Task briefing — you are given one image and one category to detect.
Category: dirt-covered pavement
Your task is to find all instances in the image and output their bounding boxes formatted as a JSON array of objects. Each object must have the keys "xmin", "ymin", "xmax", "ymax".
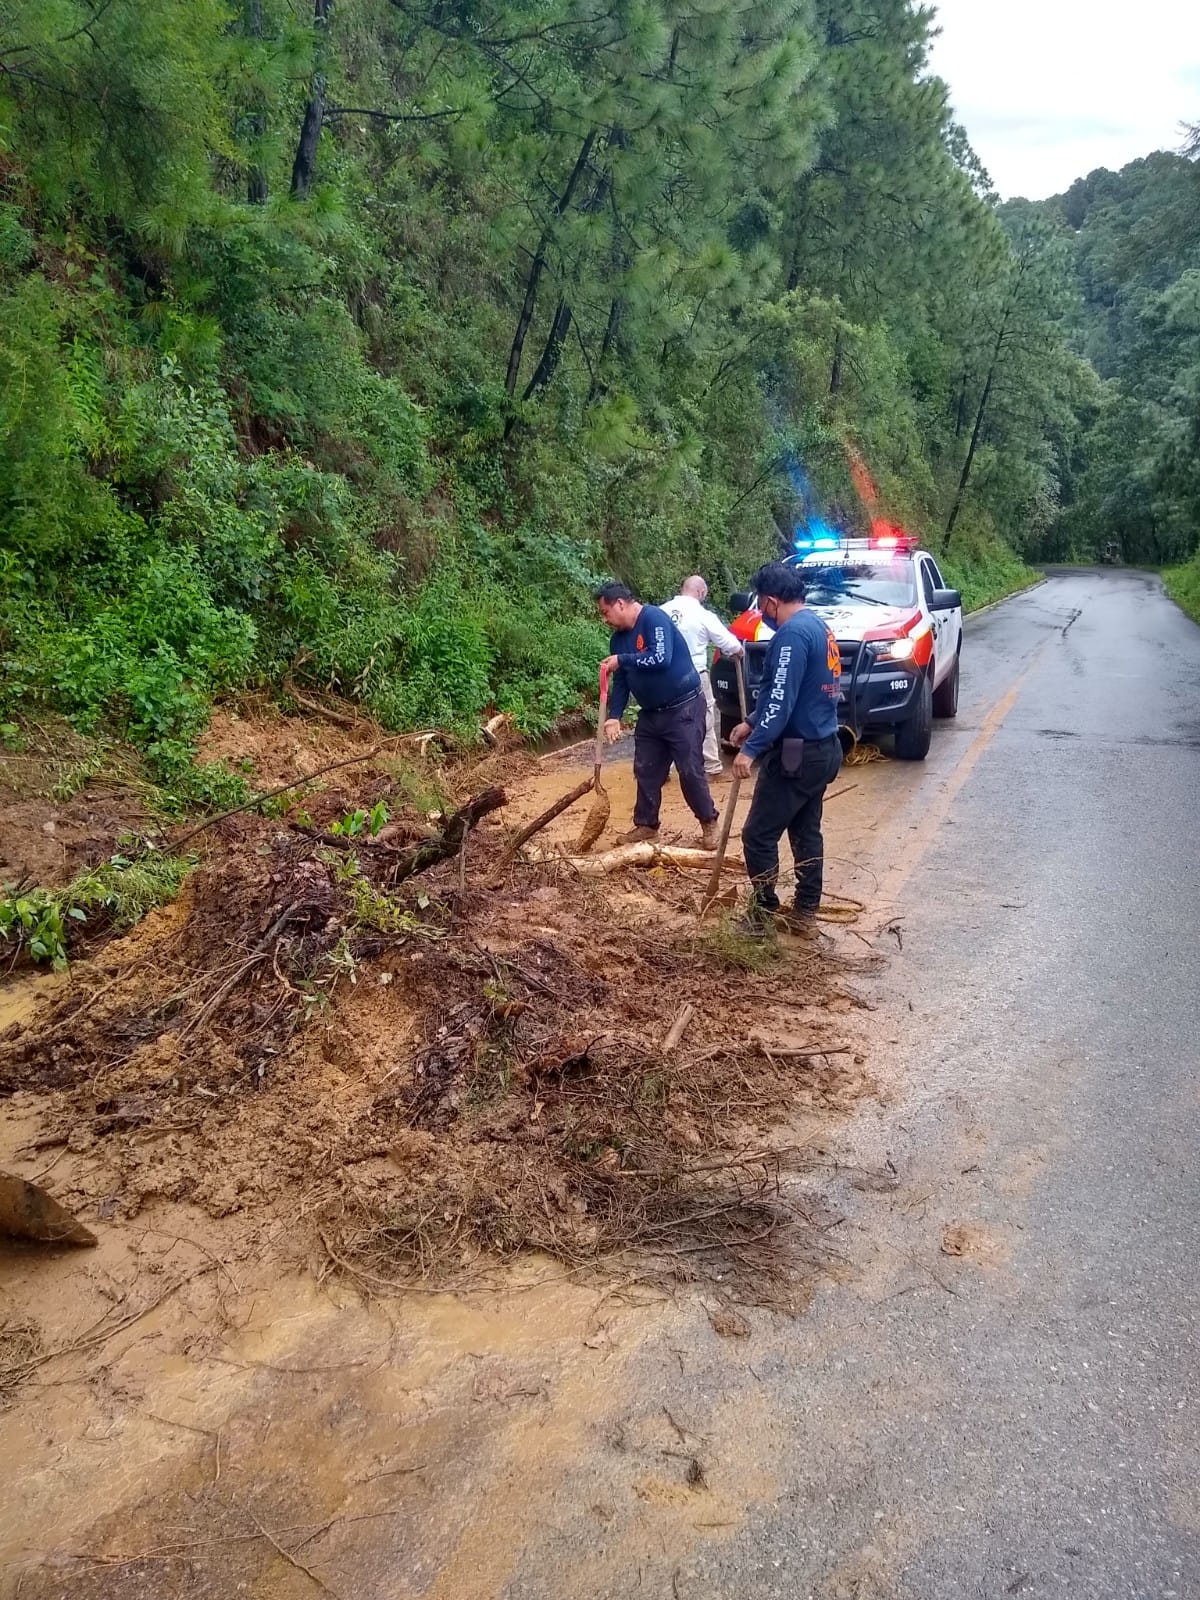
[
  {"xmin": 0, "ymin": 693, "xmax": 873, "ymax": 1599},
  {"xmin": 3, "ymin": 567, "xmax": 1199, "ymax": 1599}
]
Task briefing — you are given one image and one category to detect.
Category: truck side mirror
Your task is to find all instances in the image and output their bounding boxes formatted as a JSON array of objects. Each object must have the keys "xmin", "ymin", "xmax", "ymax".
[{"xmin": 729, "ymin": 592, "xmax": 751, "ymax": 613}]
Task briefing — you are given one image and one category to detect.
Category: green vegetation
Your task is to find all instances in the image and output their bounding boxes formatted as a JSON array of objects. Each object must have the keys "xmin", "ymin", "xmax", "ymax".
[
  {"xmin": 692, "ymin": 916, "xmax": 783, "ymax": 975},
  {"xmin": 940, "ymin": 524, "xmax": 1040, "ymax": 614},
  {"xmin": 1164, "ymin": 553, "xmax": 1200, "ymax": 626},
  {"xmin": 1038, "ymin": 140, "xmax": 1200, "ymax": 567},
  {"xmin": 2, "ymin": 0, "xmax": 1181, "ymax": 773},
  {"xmin": 328, "ymin": 801, "xmax": 390, "ymax": 839},
  {"xmin": 0, "ymin": 849, "xmax": 191, "ymax": 968}
]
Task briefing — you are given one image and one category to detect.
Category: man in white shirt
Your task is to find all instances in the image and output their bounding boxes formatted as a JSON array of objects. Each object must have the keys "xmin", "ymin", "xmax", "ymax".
[{"xmin": 662, "ymin": 575, "xmax": 745, "ymax": 777}]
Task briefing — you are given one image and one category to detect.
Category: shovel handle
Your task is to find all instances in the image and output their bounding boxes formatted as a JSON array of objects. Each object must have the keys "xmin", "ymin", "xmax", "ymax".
[
  {"xmin": 734, "ymin": 653, "xmax": 749, "ymax": 721},
  {"xmin": 699, "ymin": 772, "xmax": 742, "ymax": 916},
  {"xmin": 594, "ymin": 662, "xmax": 611, "ymax": 769}
]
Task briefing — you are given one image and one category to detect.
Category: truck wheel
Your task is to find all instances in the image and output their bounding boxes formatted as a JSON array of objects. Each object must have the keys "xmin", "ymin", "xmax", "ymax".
[
  {"xmin": 932, "ymin": 652, "xmax": 960, "ymax": 719},
  {"xmin": 893, "ymin": 673, "xmax": 933, "ymax": 761},
  {"xmin": 720, "ymin": 712, "xmax": 739, "ymax": 747}
]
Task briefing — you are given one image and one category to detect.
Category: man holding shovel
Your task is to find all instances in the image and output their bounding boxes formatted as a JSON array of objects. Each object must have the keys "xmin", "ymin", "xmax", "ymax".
[
  {"xmin": 596, "ymin": 581, "xmax": 721, "ymax": 850},
  {"xmin": 728, "ymin": 562, "xmax": 842, "ymax": 934}
]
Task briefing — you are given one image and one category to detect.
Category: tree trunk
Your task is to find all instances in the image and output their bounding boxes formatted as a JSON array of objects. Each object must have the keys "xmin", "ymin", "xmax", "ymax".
[
  {"xmin": 587, "ymin": 297, "xmax": 623, "ymax": 404},
  {"xmin": 290, "ymin": 0, "xmax": 333, "ymax": 200},
  {"xmin": 946, "ymin": 315, "xmax": 1009, "ymax": 540},
  {"xmin": 246, "ymin": 0, "xmax": 268, "ymax": 204},
  {"xmin": 829, "ymin": 330, "xmax": 843, "ymax": 394},
  {"xmin": 954, "ymin": 368, "xmax": 968, "ymax": 436},
  {"xmin": 522, "ymin": 298, "xmax": 572, "ymax": 402},
  {"xmin": 523, "ymin": 842, "xmax": 744, "ymax": 875},
  {"xmin": 248, "ymin": 135, "xmax": 269, "ymax": 204},
  {"xmin": 786, "ymin": 241, "xmax": 801, "ymax": 293},
  {"xmin": 504, "ymin": 130, "xmax": 596, "ymax": 396}
]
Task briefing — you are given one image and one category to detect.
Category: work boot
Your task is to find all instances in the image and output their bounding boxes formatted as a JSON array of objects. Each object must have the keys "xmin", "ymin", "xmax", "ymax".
[
  {"xmin": 617, "ymin": 825, "xmax": 659, "ymax": 845},
  {"xmin": 776, "ymin": 907, "xmax": 820, "ymax": 938},
  {"xmin": 698, "ymin": 817, "xmax": 721, "ymax": 851}
]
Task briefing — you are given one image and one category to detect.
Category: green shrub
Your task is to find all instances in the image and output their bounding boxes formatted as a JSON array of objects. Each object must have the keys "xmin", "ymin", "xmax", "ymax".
[
  {"xmin": 938, "ymin": 510, "xmax": 1041, "ymax": 613},
  {"xmin": 1164, "ymin": 553, "xmax": 1200, "ymax": 625},
  {"xmin": 0, "ymin": 849, "xmax": 191, "ymax": 968}
]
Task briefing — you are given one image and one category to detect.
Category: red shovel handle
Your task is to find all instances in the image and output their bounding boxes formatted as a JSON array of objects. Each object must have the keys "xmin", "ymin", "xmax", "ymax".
[{"xmin": 594, "ymin": 661, "xmax": 611, "ymax": 766}]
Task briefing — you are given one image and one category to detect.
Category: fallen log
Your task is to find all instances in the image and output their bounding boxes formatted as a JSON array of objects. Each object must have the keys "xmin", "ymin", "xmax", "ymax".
[
  {"xmin": 523, "ymin": 842, "xmax": 744, "ymax": 876},
  {"xmin": 481, "ymin": 712, "xmax": 516, "ymax": 748},
  {"xmin": 387, "ymin": 787, "xmax": 506, "ymax": 884},
  {"xmin": 487, "ymin": 776, "xmax": 596, "ymax": 886},
  {"xmin": 0, "ymin": 1172, "xmax": 97, "ymax": 1247},
  {"xmin": 283, "ymin": 677, "xmax": 363, "ymax": 729}
]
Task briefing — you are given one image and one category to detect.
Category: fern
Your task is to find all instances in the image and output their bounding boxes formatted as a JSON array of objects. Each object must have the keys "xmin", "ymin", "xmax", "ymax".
[{"xmin": 65, "ymin": 340, "xmax": 107, "ymax": 460}]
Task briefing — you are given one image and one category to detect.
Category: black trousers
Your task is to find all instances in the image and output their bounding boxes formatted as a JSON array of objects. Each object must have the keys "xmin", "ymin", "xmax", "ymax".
[
  {"xmin": 632, "ymin": 692, "xmax": 718, "ymax": 829},
  {"xmin": 741, "ymin": 736, "xmax": 842, "ymax": 914}
]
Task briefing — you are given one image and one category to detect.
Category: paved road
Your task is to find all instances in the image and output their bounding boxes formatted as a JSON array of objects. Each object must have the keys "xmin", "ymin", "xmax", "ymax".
[{"xmin": 504, "ymin": 568, "xmax": 1200, "ymax": 1600}]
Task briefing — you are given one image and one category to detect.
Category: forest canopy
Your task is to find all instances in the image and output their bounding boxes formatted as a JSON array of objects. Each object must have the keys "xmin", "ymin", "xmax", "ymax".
[{"xmin": 0, "ymin": 0, "xmax": 1195, "ymax": 782}]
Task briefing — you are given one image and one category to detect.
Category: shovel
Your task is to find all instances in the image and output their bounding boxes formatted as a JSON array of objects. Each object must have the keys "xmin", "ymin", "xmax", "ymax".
[
  {"xmin": 0, "ymin": 1171, "xmax": 97, "ymax": 1248},
  {"xmin": 699, "ymin": 654, "xmax": 749, "ymax": 916},
  {"xmin": 574, "ymin": 661, "xmax": 612, "ymax": 854}
]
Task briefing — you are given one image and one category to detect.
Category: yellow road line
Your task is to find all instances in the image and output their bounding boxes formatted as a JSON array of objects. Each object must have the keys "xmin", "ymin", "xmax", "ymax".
[{"xmin": 874, "ymin": 641, "xmax": 1051, "ymax": 910}]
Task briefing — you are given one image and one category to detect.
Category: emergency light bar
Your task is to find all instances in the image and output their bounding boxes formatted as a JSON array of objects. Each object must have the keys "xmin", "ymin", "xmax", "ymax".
[{"xmin": 793, "ymin": 532, "xmax": 918, "ymax": 556}]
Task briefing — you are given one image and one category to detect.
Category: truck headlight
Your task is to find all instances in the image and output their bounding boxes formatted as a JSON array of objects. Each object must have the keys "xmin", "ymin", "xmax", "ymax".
[{"xmin": 868, "ymin": 636, "xmax": 916, "ymax": 663}]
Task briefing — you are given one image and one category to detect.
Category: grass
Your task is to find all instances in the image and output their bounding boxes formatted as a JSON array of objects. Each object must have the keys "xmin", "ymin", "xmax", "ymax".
[
  {"xmin": 0, "ymin": 849, "xmax": 191, "ymax": 969},
  {"xmin": 1164, "ymin": 553, "xmax": 1200, "ymax": 625},
  {"xmin": 689, "ymin": 915, "xmax": 783, "ymax": 974},
  {"xmin": 942, "ymin": 543, "xmax": 1041, "ymax": 615}
]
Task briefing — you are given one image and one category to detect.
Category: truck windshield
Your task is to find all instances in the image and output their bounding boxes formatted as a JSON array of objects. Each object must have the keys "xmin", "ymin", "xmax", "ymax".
[{"xmin": 800, "ymin": 560, "xmax": 916, "ymax": 608}]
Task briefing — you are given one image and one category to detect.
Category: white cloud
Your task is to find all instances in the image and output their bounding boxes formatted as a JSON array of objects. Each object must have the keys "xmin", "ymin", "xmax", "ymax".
[{"xmin": 927, "ymin": 0, "xmax": 1200, "ymax": 198}]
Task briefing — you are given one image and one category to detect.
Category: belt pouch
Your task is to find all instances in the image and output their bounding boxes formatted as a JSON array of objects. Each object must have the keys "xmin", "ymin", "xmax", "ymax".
[{"xmin": 781, "ymin": 737, "xmax": 805, "ymax": 776}]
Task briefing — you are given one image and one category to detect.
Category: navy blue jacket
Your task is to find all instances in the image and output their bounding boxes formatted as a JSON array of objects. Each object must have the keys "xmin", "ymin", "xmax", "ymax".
[
  {"xmin": 743, "ymin": 607, "xmax": 840, "ymax": 757},
  {"xmin": 607, "ymin": 604, "xmax": 700, "ymax": 721}
]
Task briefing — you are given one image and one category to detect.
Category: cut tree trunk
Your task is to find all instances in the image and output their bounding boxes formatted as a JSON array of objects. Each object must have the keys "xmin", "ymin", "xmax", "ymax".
[
  {"xmin": 523, "ymin": 843, "xmax": 743, "ymax": 876},
  {"xmin": 387, "ymin": 788, "xmax": 506, "ymax": 884},
  {"xmin": 487, "ymin": 776, "xmax": 595, "ymax": 885}
]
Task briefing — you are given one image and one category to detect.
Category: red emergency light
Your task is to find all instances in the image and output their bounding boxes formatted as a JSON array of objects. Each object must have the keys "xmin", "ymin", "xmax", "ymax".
[{"xmin": 869, "ymin": 521, "xmax": 916, "ymax": 552}]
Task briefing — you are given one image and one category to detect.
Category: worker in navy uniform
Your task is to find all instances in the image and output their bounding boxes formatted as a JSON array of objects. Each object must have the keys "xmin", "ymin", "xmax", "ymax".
[
  {"xmin": 729, "ymin": 562, "xmax": 842, "ymax": 933},
  {"xmin": 596, "ymin": 581, "xmax": 720, "ymax": 849}
]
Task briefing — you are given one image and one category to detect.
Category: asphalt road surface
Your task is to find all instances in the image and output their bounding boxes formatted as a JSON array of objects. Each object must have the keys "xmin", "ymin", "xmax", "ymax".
[{"xmin": 503, "ymin": 567, "xmax": 1200, "ymax": 1600}]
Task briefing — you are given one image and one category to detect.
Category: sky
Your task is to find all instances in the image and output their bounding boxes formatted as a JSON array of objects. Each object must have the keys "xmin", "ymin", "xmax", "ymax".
[{"xmin": 926, "ymin": 0, "xmax": 1200, "ymax": 200}]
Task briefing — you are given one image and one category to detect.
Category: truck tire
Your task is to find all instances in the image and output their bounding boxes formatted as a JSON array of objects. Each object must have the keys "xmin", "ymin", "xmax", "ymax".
[
  {"xmin": 893, "ymin": 672, "xmax": 933, "ymax": 761},
  {"xmin": 932, "ymin": 651, "xmax": 960, "ymax": 719}
]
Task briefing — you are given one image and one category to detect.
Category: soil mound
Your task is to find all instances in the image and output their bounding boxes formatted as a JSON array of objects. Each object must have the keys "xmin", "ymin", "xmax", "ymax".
[{"xmin": 1, "ymin": 738, "xmax": 870, "ymax": 1315}]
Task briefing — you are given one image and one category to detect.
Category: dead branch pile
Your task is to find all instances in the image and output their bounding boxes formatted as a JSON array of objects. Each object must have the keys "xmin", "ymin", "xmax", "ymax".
[{"xmin": 0, "ymin": 766, "xmax": 870, "ymax": 1306}]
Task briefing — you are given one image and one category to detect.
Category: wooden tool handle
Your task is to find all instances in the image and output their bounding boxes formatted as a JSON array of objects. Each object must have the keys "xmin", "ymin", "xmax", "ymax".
[
  {"xmin": 734, "ymin": 653, "xmax": 749, "ymax": 720},
  {"xmin": 594, "ymin": 662, "xmax": 611, "ymax": 771},
  {"xmin": 699, "ymin": 772, "xmax": 742, "ymax": 915}
]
